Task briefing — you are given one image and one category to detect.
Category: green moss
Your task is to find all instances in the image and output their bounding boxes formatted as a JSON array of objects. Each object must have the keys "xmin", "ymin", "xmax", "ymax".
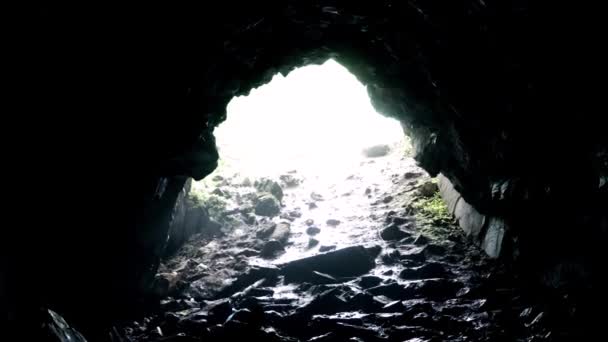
[
  {"xmin": 188, "ymin": 189, "xmax": 229, "ymax": 222},
  {"xmin": 413, "ymin": 192, "xmax": 452, "ymax": 223}
]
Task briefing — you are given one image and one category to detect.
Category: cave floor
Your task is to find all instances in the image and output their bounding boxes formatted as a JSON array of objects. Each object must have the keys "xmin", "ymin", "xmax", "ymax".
[{"xmin": 119, "ymin": 144, "xmax": 557, "ymax": 342}]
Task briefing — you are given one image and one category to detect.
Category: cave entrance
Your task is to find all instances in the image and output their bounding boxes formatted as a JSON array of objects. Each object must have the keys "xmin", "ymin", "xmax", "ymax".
[{"xmin": 186, "ymin": 59, "xmax": 423, "ymax": 265}]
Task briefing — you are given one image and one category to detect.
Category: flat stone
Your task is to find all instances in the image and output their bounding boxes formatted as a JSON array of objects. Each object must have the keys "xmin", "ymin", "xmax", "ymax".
[
  {"xmin": 256, "ymin": 222, "xmax": 277, "ymax": 239},
  {"xmin": 280, "ymin": 246, "xmax": 376, "ymax": 282},
  {"xmin": 404, "ymin": 171, "xmax": 424, "ymax": 179},
  {"xmin": 237, "ymin": 248, "xmax": 259, "ymax": 257},
  {"xmin": 306, "ymin": 226, "xmax": 321, "ymax": 236},
  {"xmin": 399, "ymin": 262, "xmax": 450, "ymax": 280},
  {"xmin": 326, "ymin": 219, "xmax": 341, "ymax": 226},
  {"xmin": 367, "ymin": 282, "xmax": 415, "ymax": 300},
  {"xmin": 310, "ymin": 192, "xmax": 324, "ymax": 201},
  {"xmin": 319, "ymin": 245, "xmax": 336, "ymax": 253}
]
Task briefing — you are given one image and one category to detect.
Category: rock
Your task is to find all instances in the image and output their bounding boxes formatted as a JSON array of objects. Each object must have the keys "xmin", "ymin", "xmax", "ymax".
[
  {"xmin": 305, "ymin": 219, "xmax": 315, "ymax": 226},
  {"xmin": 308, "ymin": 271, "xmax": 340, "ymax": 285},
  {"xmin": 404, "ymin": 171, "xmax": 423, "ymax": 179},
  {"xmin": 43, "ymin": 309, "xmax": 88, "ymax": 342},
  {"xmin": 364, "ymin": 188, "xmax": 371, "ymax": 195},
  {"xmin": 288, "ymin": 210, "xmax": 302, "ymax": 219},
  {"xmin": 237, "ymin": 248, "xmax": 259, "ymax": 257},
  {"xmin": 310, "ymin": 192, "xmax": 324, "ymax": 201},
  {"xmin": 399, "ymin": 262, "xmax": 450, "ymax": 280},
  {"xmin": 418, "ymin": 181, "xmax": 439, "ymax": 197},
  {"xmin": 358, "ymin": 275, "xmax": 383, "ymax": 289},
  {"xmin": 391, "ymin": 216, "xmax": 411, "ymax": 225},
  {"xmin": 298, "ymin": 289, "xmax": 349, "ymax": 315},
  {"xmin": 256, "ymin": 222, "xmax": 277, "ymax": 239},
  {"xmin": 212, "ymin": 188, "xmax": 227, "ymax": 197},
  {"xmin": 382, "ymin": 195, "xmax": 394, "ymax": 203},
  {"xmin": 380, "ymin": 224, "xmax": 410, "ymax": 241},
  {"xmin": 255, "ymin": 193, "xmax": 281, "ymax": 217},
  {"xmin": 381, "ymin": 300, "xmax": 406, "ymax": 313},
  {"xmin": 415, "ymin": 279, "xmax": 464, "ymax": 300},
  {"xmin": 279, "ymin": 174, "xmax": 300, "ymax": 187},
  {"xmin": 367, "ymin": 282, "xmax": 415, "ymax": 300},
  {"xmin": 306, "ymin": 226, "xmax": 321, "ymax": 236},
  {"xmin": 212, "ymin": 175, "xmax": 224, "ymax": 182},
  {"xmin": 308, "ymin": 238, "xmax": 320, "ymax": 248},
  {"xmin": 281, "ymin": 246, "xmax": 376, "ymax": 282},
  {"xmin": 243, "ymin": 213, "xmax": 256, "ymax": 225},
  {"xmin": 255, "ymin": 178, "xmax": 283, "ymax": 201},
  {"xmin": 308, "ymin": 202, "xmax": 318, "ymax": 209},
  {"xmin": 326, "ymin": 219, "xmax": 341, "ymax": 226},
  {"xmin": 152, "ymin": 272, "xmax": 180, "ymax": 297},
  {"xmin": 270, "ymin": 222, "xmax": 291, "ymax": 244},
  {"xmin": 413, "ymin": 234, "xmax": 430, "ymax": 245},
  {"xmin": 205, "ymin": 299, "xmax": 233, "ymax": 324},
  {"xmin": 381, "ymin": 249, "xmax": 401, "ymax": 264},
  {"xmin": 241, "ymin": 177, "xmax": 252, "ymax": 187},
  {"xmin": 217, "ymin": 266, "xmax": 280, "ymax": 297},
  {"xmin": 260, "ymin": 240, "xmax": 285, "ymax": 258},
  {"xmin": 362, "ymin": 144, "xmax": 390, "ymax": 157},
  {"xmin": 319, "ymin": 245, "xmax": 336, "ymax": 253}
]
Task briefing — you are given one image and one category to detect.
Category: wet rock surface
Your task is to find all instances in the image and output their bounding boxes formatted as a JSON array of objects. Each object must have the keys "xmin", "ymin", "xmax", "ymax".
[{"xmin": 112, "ymin": 147, "xmax": 578, "ymax": 341}]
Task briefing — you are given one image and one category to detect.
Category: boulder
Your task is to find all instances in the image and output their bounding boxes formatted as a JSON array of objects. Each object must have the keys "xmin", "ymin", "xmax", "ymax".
[
  {"xmin": 255, "ymin": 222, "xmax": 277, "ymax": 239},
  {"xmin": 270, "ymin": 222, "xmax": 291, "ymax": 244},
  {"xmin": 418, "ymin": 181, "xmax": 439, "ymax": 197},
  {"xmin": 306, "ymin": 226, "xmax": 321, "ymax": 236},
  {"xmin": 254, "ymin": 193, "xmax": 281, "ymax": 217},
  {"xmin": 362, "ymin": 144, "xmax": 390, "ymax": 158},
  {"xmin": 260, "ymin": 240, "xmax": 285, "ymax": 258},
  {"xmin": 254, "ymin": 178, "xmax": 283, "ymax": 201}
]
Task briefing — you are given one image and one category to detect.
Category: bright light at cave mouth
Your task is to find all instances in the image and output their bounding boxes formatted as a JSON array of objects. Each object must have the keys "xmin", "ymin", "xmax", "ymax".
[{"xmin": 206, "ymin": 59, "xmax": 406, "ymax": 182}]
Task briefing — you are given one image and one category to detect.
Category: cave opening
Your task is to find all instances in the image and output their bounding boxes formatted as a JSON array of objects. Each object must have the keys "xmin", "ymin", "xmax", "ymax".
[{"xmin": 187, "ymin": 58, "xmax": 416, "ymax": 259}]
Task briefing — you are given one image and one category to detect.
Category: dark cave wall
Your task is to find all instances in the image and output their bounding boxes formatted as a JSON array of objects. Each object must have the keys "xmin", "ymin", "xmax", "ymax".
[{"xmin": 8, "ymin": 0, "xmax": 607, "ymax": 334}]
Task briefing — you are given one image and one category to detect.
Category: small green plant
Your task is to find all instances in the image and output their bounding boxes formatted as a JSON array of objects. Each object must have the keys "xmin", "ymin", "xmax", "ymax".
[{"xmin": 413, "ymin": 192, "xmax": 452, "ymax": 223}]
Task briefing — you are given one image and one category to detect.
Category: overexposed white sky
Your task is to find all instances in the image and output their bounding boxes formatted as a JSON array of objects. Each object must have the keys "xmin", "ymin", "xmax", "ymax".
[{"xmin": 213, "ymin": 59, "xmax": 405, "ymax": 178}]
